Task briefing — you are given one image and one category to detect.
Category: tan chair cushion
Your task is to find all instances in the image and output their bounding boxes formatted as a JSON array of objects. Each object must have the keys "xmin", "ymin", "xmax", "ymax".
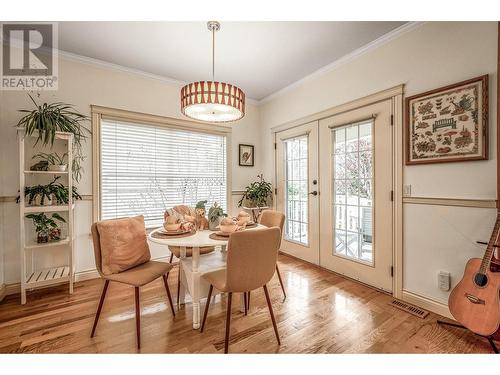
[
  {"xmin": 104, "ymin": 260, "xmax": 173, "ymax": 287},
  {"xmin": 259, "ymin": 210, "xmax": 285, "ymax": 247},
  {"xmin": 259, "ymin": 210, "xmax": 285, "ymax": 232},
  {"xmin": 202, "ymin": 228, "xmax": 281, "ymax": 293},
  {"xmin": 203, "ymin": 269, "xmax": 227, "ymax": 292},
  {"xmin": 169, "ymin": 246, "xmax": 215, "ymax": 259},
  {"xmin": 96, "ymin": 215, "xmax": 151, "ymax": 275}
]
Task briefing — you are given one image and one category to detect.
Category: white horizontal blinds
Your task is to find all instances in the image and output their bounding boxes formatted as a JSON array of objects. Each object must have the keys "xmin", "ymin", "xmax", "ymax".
[{"xmin": 100, "ymin": 119, "xmax": 227, "ymax": 227}]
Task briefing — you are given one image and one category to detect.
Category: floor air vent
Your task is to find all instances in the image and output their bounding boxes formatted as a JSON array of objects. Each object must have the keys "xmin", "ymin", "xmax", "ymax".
[{"xmin": 389, "ymin": 299, "xmax": 429, "ymax": 319}]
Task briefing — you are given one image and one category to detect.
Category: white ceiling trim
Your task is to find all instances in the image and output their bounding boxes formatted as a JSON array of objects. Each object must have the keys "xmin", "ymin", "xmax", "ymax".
[
  {"xmin": 258, "ymin": 21, "xmax": 424, "ymax": 105},
  {"xmin": 56, "ymin": 22, "xmax": 421, "ymax": 107},
  {"xmin": 59, "ymin": 49, "xmax": 184, "ymax": 85},
  {"xmin": 58, "ymin": 49, "xmax": 260, "ymax": 105}
]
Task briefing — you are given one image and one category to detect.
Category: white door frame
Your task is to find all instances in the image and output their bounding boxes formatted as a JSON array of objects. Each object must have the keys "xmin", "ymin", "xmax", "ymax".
[{"xmin": 272, "ymin": 85, "xmax": 404, "ymax": 298}]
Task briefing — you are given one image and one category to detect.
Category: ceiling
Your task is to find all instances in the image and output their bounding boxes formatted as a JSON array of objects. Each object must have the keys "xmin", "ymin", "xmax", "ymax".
[{"xmin": 58, "ymin": 22, "xmax": 406, "ymax": 101}]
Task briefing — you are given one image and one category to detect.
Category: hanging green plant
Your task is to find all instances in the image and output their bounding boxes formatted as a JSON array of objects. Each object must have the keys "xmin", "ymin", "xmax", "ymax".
[{"xmin": 16, "ymin": 94, "xmax": 90, "ymax": 182}]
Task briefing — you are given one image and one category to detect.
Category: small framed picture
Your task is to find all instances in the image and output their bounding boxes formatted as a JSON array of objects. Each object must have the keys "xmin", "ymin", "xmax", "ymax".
[{"xmin": 239, "ymin": 144, "xmax": 254, "ymax": 167}]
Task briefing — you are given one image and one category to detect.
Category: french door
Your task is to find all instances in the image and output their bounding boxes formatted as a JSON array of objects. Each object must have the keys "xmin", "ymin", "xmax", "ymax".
[
  {"xmin": 276, "ymin": 121, "xmax": 320, "ymax": 264},
  {"xmin": 319, "ymin": 100, "xmax": 393, "ymax": 292},
  {"xmin": 275, "ymin": 100, "xmax": 394, "ymax": 292}
]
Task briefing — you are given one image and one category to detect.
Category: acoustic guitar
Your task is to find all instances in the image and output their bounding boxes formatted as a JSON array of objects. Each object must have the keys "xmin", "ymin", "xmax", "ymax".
[{"xmin": 448, "ymin": 214, "xmax": 500, "ymax": 337}]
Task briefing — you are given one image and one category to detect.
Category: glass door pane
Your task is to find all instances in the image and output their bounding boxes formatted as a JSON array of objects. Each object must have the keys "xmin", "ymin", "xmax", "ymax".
[
  {"xmin": 332, "ymin": 120, "xmax": 373, "ymax": 264},
  {"xmin": 284, "ymin": 136, "xmax": 309, "ymax": 245}
]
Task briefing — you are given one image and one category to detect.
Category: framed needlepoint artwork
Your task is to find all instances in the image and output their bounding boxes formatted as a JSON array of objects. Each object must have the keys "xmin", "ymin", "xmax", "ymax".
[{"xmin": 405, "ymin": 75, "xmax": 488, "ymax": 165}]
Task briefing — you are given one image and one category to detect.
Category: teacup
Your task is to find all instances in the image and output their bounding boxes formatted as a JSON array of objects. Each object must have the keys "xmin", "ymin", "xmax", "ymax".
[
  {"xmin": 235, "ymin": 216, "xmax": 250, "ymax": 226},
  {"xmin": 164, "ymin": 222, "xmax": 181, "ymax": 232},
  {"xmin": 219, "ymin": 223, "xmax": 238, "ymax": 234}
]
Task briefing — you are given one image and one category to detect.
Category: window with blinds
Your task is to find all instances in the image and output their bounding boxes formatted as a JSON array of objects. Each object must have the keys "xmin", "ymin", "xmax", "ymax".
[{"xmin": 100, "ymin": 119, "xmax": 227, "ymax": 227}]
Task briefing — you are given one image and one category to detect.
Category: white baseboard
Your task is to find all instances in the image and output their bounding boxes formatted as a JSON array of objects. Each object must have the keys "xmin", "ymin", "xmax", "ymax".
[
  {"xmin": 0, "ymin": 255, "xmax": 175, "ymax": 299},
  {"xmin": 402, "ymin": 290, "xmax": 453, "ymax": 319},
  {"xmin": 75, "ymin": 269, "xmax": 100, "ymax": 282},
  {"xmin": 3, "ymin": 282, "xmax": 21, "ymax": 297},
  {"xmin": 0, "ymin": 270, "xmax": 105, "ymax": 299},
  {"xmin": 1, "ymin": 259, "xmax": 452, "ymax": 322}
]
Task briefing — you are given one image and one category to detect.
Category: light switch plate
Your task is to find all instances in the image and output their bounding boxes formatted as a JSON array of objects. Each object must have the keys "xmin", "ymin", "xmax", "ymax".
[{"xmin": 403, "ymin": 185, "xmax": 412, "ymax": 197}]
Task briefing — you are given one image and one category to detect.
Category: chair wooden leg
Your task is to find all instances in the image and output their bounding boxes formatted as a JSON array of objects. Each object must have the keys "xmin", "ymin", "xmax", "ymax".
[
  {"xmin": 162, "ymin": 275, "xmax": 176, "ymax": 317},
  {"xmin": 90, "ymin": 279, "xmax": 109, "ymax": 338},
  {"xmin": 200, "ymin": 284, "xmax": 213, "ymax": 332},
  {"xmin": 135, "ymin": 287, "xmax": 141, "ymax": 350},
  {"xmin": 263, "ymin": 284, "xmax": 281, "ymax": 345},
  {"xmin": 224, "ymin": 292, "xmax": 233, "ymax": 354},
  {"xmin": 176, "ymin": 269, "xmax": 181, "ymax": 306},
  {"xmin": 247, "ymin": 290, "xmax": 251, "ymax": 311},
  {"xmin": 275, "ymin": 264, "xmax": 287, "ymax": 300},
  {"xmin": 243, "ymin": 292, "xmax": 248, "ymax": 316}
]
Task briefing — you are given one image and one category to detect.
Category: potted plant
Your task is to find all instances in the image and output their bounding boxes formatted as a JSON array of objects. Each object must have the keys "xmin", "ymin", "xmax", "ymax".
[
  {"xmin": 50, "ymin": 183, "xmax": 82, "ymax": 205},
  {"xmin": 25, "ymin": 212, "xmax": 66, "ymax": 243},
  {"xmin": 24, "ymin": 184, "xmax": 53, "ymax": 206},
  {"xmin": 32, "ymin": 152, "xmax": 68, "ymax": 172},
  {"xmin": 19, "ymin": 176, "xmax": 82, "ymax": 206},
  {"xmin": 208, "ymin": 202, "xmax": 227, "ymax": 231},
  {"xmin": 17, "ymin": 95, "xmax": 90, "ymax": 182},
  {"xmin": 238, "ymin": 174, "xmax": 273, "ymax": 208},
  {"xmin": 48, "ymin": 176, "xmax": 82, "ymax": 205}
]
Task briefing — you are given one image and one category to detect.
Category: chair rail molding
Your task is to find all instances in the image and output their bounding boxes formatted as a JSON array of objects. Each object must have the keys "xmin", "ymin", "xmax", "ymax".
[{"xmin": 403, "ymin": 197, "xmax": 497, "ymax": 209}]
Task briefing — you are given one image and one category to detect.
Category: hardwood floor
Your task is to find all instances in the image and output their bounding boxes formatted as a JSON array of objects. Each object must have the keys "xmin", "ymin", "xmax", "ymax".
[{"xmin": 0, "ymin": 255, "xmax": 496, "ymax": 353}]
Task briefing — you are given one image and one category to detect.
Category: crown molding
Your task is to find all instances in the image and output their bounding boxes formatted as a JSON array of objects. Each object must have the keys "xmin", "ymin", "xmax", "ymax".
[
  {"xmin": 36, "ymin": 22, "xmax": 423, "ymax": 108},
  {"xmin": 258, "ymin": 22, "xmax": 425, "ymax": 105},
  {"xmin": 59, "ymin": 50, "xmax": 185, "ymax": 85},
  {"xmin": 58, "ymin": 50, "xmax": 259, "ymax": 105}
]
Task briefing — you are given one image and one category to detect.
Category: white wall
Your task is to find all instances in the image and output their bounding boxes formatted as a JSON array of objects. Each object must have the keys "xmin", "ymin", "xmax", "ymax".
[
  {"xmin": 259, "ymin": 22, "xmax": 498, "ymax": 304},
  {"xmin": 0, "ymin": 56, "xmax": 262, "ymax": 284},
  {"xmin": 0, "ymin": 22, "xmax": 497, "ymax": 307}
]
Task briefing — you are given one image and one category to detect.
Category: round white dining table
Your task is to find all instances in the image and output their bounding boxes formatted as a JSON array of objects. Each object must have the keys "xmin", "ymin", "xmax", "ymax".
[{"xmin": 148, "ymin": 224, "xmax": 265, "ymax": 329}]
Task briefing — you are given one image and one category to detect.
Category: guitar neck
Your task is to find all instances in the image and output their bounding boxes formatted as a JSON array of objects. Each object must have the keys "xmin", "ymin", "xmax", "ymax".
[{"xmin": 480, "ymin": 214, "xmax": 500, "ymax": 273}]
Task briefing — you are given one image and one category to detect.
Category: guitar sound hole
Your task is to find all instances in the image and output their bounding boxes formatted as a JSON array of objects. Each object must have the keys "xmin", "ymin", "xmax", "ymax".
[{"xmin": 474, "ymin": 273, "xmax": 488, "ymax": 287}]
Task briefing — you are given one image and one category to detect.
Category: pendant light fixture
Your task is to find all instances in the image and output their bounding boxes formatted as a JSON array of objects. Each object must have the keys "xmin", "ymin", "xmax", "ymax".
[{"xmin": 181, "ymin": 21, "xmax": 245, "ymax": 123}]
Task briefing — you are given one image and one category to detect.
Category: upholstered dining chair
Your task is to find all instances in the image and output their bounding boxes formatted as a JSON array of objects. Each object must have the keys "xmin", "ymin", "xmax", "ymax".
[
  {"xmin": 244, "ymin": 210, "xmax": 286, "ymax": 312},
  {"xmin": 200, "ymin": 227, "xmax": 282, "ymax": 353},
  {"xmin": 90, "ymin": 216, "xmax": 176, "ymax": 350},
  {"xmin": 259, "ymin": 210, "xmax": 286, "ymax": 297}
]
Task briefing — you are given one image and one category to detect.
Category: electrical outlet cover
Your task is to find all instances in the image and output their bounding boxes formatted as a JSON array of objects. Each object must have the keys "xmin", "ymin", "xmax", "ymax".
[{"xmin": 438, "ymin": 271, "xmax": 451, "ymax": 291}]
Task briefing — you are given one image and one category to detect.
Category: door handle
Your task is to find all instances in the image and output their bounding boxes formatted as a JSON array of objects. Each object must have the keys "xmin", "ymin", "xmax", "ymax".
[{"xmin": 309, "ymin": 191, "xmax": 318, "ymax": 196}]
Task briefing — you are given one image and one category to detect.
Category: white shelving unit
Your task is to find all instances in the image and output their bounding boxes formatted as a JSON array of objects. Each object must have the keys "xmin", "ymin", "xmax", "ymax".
[{"xmin": 18, "ymin": 129, "xmax": 75, "ymax": 304}]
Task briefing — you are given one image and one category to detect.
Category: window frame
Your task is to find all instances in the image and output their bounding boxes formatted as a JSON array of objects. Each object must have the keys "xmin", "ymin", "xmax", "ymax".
[{"xmin": 91, "ymin": 105, "xmax": 232, "ymax": 225}]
